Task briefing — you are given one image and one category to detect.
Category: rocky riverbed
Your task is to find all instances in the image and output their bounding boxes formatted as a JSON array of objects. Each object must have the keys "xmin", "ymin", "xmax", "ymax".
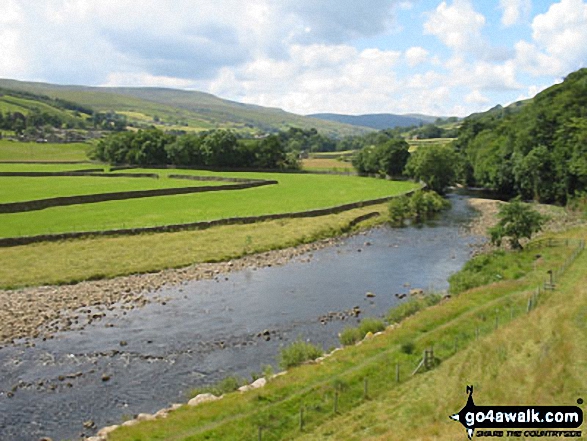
[{"xmin": 0, "ymin": 238, "xmax": 342, "ymax": 347}]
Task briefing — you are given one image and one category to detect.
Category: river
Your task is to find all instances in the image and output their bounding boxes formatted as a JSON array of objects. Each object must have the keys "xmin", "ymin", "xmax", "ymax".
[{"xmin": 0, "ymin": 194, "xmax": 483, "ymax": 441}]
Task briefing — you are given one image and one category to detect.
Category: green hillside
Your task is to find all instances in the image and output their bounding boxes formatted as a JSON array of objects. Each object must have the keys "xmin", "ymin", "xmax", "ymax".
[
  {"xmin": 455, "ymin": 68, "xmax": 587, "ymax": 203},
  {"xmin": 0, "ymin": 79, "xmax": 372, "ymax": 138}
]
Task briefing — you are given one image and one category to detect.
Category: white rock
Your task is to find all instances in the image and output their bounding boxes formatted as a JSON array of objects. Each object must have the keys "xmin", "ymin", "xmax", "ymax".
[
  {"xmin": 136, "ymin": 413, "xmax": 155, "ymax": 422},
  {"xmin": 122, "ymin": 419, "xmax": 140, "ymax": 427},
  {"xmin": 155, "ymin": 409, "xmax": 169, "ymax": 419},
  {"xmin": 188, "ymin": 393, "xmax": 220, "ymax": 407},
  {"xmin": 97, "ymin": 425, "xmax": 119, "ymax": 437}
]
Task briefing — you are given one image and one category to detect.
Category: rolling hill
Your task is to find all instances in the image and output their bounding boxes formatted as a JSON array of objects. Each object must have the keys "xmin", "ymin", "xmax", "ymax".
[
  {"xmin": 0, "ymin": 79, "xmax": 372, "ymax": 138},
  {"xmin": 307, "ymin": 112, "xmax": 441, "ymax": 130}
]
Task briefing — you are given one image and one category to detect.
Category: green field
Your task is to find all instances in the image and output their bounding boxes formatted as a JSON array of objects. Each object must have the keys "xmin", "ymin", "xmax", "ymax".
[
  {"xmin": 0, "ymin": 203, "xmax": 387, "ymax": 288},
  {"xmin": 0, "ymin": 139, "xmax": 91, "ymax": 162},
  {"xmin": 107, "ymin": 230, "xmax": 587, "ymax": 441},
  {"xmin": 0, "ymin": 163, "xmax": 100, "ymax": 172},
  {"xmin": 0, "ymin": 174, "xmax": 226, "ymax": 204},
  {"xmin": 0, "ymin": 168, "xmax": 417, "ymax": 238}
]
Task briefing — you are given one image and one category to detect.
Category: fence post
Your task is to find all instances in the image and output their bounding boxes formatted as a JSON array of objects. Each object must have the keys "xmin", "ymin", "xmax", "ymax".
[
  {"xmin": 396, "ymin": 362, "xmax": 400, "ymax": 383},
  {"xmin": 454, "ymin": 337, "xmax": 458, "ymax": 354},
  {"xmin": 334, "ymin": 390, "xmax": 339, "ymax": 414},
  {"xmin": 258, "ymin": 426, "xmax": 263, "ymax": 441},
  {"xmin": 364, "ymin": 377, "xmax": 369, "ymax": 400},
  {"xmin": 476, "ymin": 327, "xmax": 480, "ymax": 340},
  {"xmin": 300, "ymin": 407, "xmax": 304, "ymax": 431},
  {"xmin": 527, "ymin": 297, "xmax": 533, "ymax": 313}
]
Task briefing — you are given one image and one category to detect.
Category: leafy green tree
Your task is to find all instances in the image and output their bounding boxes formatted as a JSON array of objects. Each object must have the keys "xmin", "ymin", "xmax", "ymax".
[
  {"xmin": 352, "ymin": 138, "xmax": 409, "ymax": 177},
  {"xmin": 404, "ymin": 144, "xmax": 459, "ymax": 194},
  {"xmin": 488, "ymin": 198, "xmax": 545, "ymax": 250}
]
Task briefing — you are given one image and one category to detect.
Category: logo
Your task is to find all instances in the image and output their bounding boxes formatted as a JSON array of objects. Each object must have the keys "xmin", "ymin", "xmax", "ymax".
[{"xmin": 450, "ymin": 386, "xmax": 583, "ymax": 439}]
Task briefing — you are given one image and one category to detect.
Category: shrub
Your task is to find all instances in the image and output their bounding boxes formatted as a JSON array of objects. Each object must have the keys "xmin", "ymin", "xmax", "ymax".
[
  {"xmin": 189, "ymin": 375, "xmax": 245, "ymax": 398},
  {"xmin": 338, "ymin": 318, "xmax": 386, "ymax": 346},
  {"xmin": 388, "ymin": 195, "xmax": 411, "ymax": 226},
  {"xmin": 358, "ymin": 317, "xmax": 386, "ymax": 336},
  {"xmin": 388, "ymin": 190, "xmax": 450, "ymax": 227},
  {"xmin": 400, "ymin": 341, "xmax": 415, "ymax": 354},
  {"xmin": 339, "ymin": 326, "xmax": 362, "ymax": 346},
  {"xmin": 386, "ymin": 293, "xmax": 442, "ymax": 324},
  {"xmin": 278, "ymin": 340, "xmax": 323, "ymax": 370}
]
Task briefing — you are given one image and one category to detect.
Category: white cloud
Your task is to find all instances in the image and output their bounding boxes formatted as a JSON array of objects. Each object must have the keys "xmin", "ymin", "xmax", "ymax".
[
  {"xmin": 423, "ymin": 0, "xmax": 486, "ymax": 53},
  {"xmin": 405, "ymin": 46, "xmax": 429, "ymax": 67},
  {"xmin": 514, "ymin": 83, "xmax": 556, "ymax": 101},
  {"xmin": 465, "ymin": 89, "xmax": 490, "ymax": 104},
  {"xmin": 513, "ymin": 0, "xmax": 587, "ymax": 77},
  {"xmin": 499, "ymin": 0, "xmax": 531, "ymax": 26},
  {"xmin": 209, "ymin": 44, "xmax": 403, "ymax": 115},
  {"xmin": 531, "ymin": 0, "xmax": 587, "ymax": 69}
]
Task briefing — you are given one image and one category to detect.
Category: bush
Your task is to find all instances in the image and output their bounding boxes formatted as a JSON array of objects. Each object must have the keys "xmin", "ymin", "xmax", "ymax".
[
  {"xmin": 448, "ymin": 249, "xmax": 536, "ymax": 294},
  {"xmin": 339, "ymin": 326, "xmax": 362, "ymax": 346},
  {"xmin": 278, "ymin": 340, "xmax": 323, "ymax": 370},
  {"xmin": 388, "ymin": 195, "xmax": 411, "ymax": 226},
  {"xmin": 386, "ymin": 293, "xmax": 442, "ymax": 324},
  {"xmin": 338, "ymin": 318, "xmax": 386, "ymax": 346},
  {"xmin": 400, "ymin": 341, "xmax": 415, "ymax": 354},
  {"xmin": 189, "ymin": 375, "xmax": 245, "ymax": 398},
  {"xmin": 358, "ymin": 317, "xmax": 386, "ymax": 335},
  {"xmin": 388, "ymin": 190, "xmax": 450, "ymax": 227}
]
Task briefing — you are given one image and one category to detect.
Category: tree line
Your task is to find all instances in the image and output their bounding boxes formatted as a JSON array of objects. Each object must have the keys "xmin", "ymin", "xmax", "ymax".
[
  {"xmin": 454, "ymin": 68, "xmax": 587, "ymax": 204},
  {"xmin": 90, "ymin": 129, "xmax": 300, "ymax": 170}
]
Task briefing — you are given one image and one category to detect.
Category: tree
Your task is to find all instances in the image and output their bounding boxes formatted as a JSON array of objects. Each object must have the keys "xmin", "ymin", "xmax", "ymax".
[
  {"xmin": 404, "ymin": 144, "xmax": 459, "ymax": 194},
  {"xmin": 352, "ymin": 138, "xmax": 409, "ymax": 177},
  {"xmin": 488, "ymin": 198, "xmax": 545, "ymax": 250}
]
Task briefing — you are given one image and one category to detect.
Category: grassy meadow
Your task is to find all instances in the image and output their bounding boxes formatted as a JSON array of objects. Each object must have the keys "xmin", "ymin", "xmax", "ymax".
[
  {"xmin": 301, "ymin": 158, "xmax": 354, "ymax": 172},
  {"xmin": 0, "ymin": 168, "xmax": 417, "ymax": 238},
  {"xmin": 0, "ymin": 139, "xmax": 91, "ymax": 162},
  {"xmin": 0, "ymin": 174, "xmax": 224, "ymax": 204},
  {"xmin": 106, "ymin": 230, "xmax": 587, "ymax": 440}
]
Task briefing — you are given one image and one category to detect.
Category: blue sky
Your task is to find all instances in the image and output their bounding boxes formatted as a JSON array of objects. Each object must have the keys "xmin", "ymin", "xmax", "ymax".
[{"xmin": 1, "ymin": 0, "xmax": 586, "ymax": 117}]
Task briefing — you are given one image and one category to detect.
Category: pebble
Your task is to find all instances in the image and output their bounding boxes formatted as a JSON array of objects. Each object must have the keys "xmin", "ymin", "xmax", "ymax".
[{"xmin": 0, "ymin": 239, "xmax": 340, "ymax": 345}]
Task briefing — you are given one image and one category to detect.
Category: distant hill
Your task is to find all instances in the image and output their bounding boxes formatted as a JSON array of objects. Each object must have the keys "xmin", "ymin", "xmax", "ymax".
[
  {"xmin": 0, "ymin": 79, "xmax": 372, "ymax": 138},
  {"xmin": 307, "ymin": 113, "xmax": 441, "ymax": 130}
]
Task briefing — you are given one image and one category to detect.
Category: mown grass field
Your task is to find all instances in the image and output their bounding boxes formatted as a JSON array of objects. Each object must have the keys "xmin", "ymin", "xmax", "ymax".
[
  {"xmin": 0, "ymin": 168, "xmax": 417, "ymax": 238},
  {"xmin": 107, "ymin": 229, "xmax": 587, "ymax": 441},
  {"xmin": 0, "ymin": 139, "xmax": 91, "ymax": 162},
  {"xmin": 0, "ymin": 174, "xmax": 223, "ymax": 204}
]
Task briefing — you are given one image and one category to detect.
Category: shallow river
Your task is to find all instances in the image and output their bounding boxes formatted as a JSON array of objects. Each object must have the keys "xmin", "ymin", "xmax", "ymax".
[{"xmin": 0, "ymin": 194, "xmax": 483, "ymax": 441}]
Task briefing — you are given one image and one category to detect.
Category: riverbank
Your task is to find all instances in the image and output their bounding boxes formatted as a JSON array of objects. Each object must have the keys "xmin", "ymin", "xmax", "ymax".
[
  {"xmin": 0, "ymin": 205, "xmax": 388, "ymax": 346},
  {"xmin": 466, "ymin": 197, "xmax": 582, "ymax": 251},
  {"xmin": 100, "ymin": 223, "xmax": 587, "ymax": 440}
]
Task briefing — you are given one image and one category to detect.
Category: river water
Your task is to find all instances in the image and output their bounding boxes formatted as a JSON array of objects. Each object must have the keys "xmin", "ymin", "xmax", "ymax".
[{"xmin": 0, "ymin": 194, "xmax": 483, "ymax": 441}]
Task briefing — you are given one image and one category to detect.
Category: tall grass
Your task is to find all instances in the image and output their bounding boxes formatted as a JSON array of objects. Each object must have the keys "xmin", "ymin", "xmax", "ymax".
[{"xmin": 278, "ymin": 340, "xmax": 323, "ymax": 370}]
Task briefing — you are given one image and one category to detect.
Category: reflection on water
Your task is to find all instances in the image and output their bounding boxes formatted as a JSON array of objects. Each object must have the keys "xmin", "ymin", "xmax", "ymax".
[{"xmin": 0, "ymin": 194, "xmax": 482, "ymax": 441}]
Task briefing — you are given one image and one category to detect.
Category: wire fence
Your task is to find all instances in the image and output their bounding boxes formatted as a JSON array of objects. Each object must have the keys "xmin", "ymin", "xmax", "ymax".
[{"xmin": 245, "ymin": 238, "xmax": 585, "ymax": 440}]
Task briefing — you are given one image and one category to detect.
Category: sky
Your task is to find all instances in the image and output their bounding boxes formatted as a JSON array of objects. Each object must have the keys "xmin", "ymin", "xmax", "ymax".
[{"xmin": 1, "ymin": 0, "xmax": 586, "ymax": 117}]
